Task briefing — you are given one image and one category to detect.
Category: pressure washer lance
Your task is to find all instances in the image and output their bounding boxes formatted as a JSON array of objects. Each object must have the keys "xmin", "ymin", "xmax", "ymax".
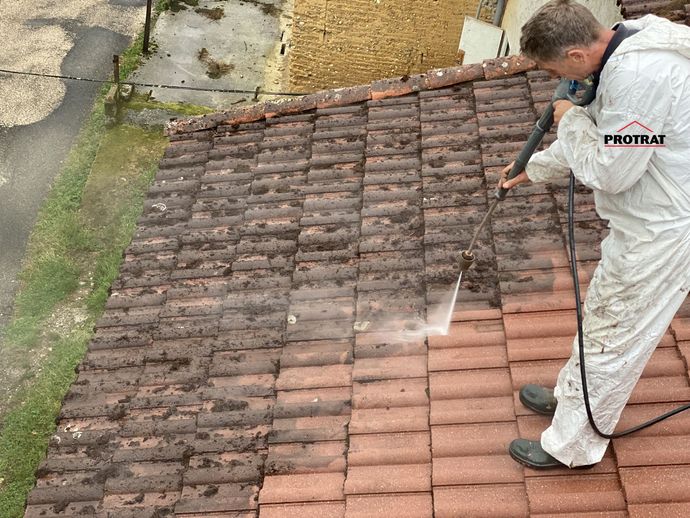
[
  {"xmin": 458, "ymin": 78, "xmax": 580, "ymax": 272},
  {"xmin": 459, "ymin": 77, "xmax": 690, "ymax": 439}
]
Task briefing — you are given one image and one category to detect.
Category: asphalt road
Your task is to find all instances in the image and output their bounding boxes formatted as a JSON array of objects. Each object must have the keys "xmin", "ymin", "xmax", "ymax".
[{"xmin": 0, "ymin": 3, "xmax": 146, "ymax": 334}]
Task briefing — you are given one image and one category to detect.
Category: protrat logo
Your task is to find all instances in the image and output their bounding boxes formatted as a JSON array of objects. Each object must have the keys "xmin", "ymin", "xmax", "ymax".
[{"xmin": 604, "ymin": 120, "xmax": 666, "ymax": 148}]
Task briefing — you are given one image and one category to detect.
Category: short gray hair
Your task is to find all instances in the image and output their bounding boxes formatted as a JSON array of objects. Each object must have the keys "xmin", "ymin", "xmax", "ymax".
[{"xmin": 520, "ymin": 0, "xmax": 603, "ymax": 62}]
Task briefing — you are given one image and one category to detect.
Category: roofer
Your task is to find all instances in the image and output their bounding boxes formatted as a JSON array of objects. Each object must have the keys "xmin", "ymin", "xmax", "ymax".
[{"xmin": 500, "ymin": 0, "xmax": 690, "ymax": 469}]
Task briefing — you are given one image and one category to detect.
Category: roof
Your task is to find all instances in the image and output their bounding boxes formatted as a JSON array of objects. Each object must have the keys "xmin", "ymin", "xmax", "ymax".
[{"xmin": 26, "ymin": 4, "xmax": 690, "ymax": 518}]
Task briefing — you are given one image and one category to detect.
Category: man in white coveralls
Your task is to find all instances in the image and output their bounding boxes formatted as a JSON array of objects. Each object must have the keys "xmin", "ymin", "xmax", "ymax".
[{"xmin": 500, "ymin": 0, "xmax": 690, "ymax": 468}]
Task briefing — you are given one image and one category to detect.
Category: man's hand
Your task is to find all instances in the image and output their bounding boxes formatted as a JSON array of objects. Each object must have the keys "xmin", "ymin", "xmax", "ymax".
[
  {"xmin": 499, "ymin": 161, "xmax": 531, "ymax": 190},
  {"xmin": 553, "ymin": 99, "xmax": 575, "ymax": 124}
]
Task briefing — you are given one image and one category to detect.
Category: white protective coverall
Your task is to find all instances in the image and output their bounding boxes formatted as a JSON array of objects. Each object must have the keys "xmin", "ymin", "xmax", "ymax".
[{"xmin": 524, "ymin": 15, "xmax": 690, "ymax": 467}]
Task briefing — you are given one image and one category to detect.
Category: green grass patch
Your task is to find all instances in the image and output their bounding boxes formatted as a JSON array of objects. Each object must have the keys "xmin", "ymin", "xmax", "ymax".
[
  {"xmin": 0, "ymin": 122, "xmax": 167, "ymax": 517},
  {"xmin": 125, "ymin": 93, "xmax": 216, "ymax": 116},
  {"xmin": 82, "ymin": 125, "xmax": 168, "ymax": 312},
  {"xmin": 2, "ymin": 109, "xmax": 106, "ymax": 351},
  {"xmin": 0, "ymin": 328, "xmax": 92, "ymax": 516},
  {"xmin": 0, "ymin": 118, "xmax": 167, "ymax": 518}
]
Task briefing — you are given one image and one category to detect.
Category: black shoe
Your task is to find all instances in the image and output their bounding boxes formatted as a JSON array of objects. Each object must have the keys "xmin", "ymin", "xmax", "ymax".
[
  {"xmin": 519, "ymin": 384, "xmax": 557, "ymax": 415},
  {"xmin": 509, "ymin": 439, "xmax": 565, "ymax": 469},
  {"xmin": 509, "ymin": 439, "xmax": 596, "ymax": 470}
]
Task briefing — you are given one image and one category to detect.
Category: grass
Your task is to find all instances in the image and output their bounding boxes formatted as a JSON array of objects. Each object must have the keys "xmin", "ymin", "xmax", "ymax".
[
  {"xmin": 0, "ymin": 328, "xmax": 92, "ymax": 515},
  {"xmin": 0, "ymin": 111, "xmax": 167, "ymax": 518},
  {"xmin": 0, "ymin": 19, "xmax": 171, "ymax": 517},
  {"xmin": 125, "ymin": 92, "xmax": 216, "ymax": 116}
]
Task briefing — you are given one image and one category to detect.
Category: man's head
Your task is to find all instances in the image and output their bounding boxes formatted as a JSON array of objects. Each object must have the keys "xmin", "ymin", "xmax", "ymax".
[{"xmin": 520, "ymin": 0, "xmax": 612, "ymax": 80}]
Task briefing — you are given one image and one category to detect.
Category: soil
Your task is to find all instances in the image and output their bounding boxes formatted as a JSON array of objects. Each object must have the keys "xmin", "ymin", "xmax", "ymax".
[
  {"xmin": 195, "ymin": 7, "xmax": 225, "ymax": 20},
  {"xmin": 197, "ymin": 47, "xmax": 235, "ymax": 79},
  {"xmin": 288, "ymin": 0, "xmax": 478, "ymax": 91}
]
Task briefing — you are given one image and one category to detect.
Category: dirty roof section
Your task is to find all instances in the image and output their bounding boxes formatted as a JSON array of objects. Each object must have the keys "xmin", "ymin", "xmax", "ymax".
[{"xmin": 26, "ymin": 6, "xmax": 690, "ymax": 518}]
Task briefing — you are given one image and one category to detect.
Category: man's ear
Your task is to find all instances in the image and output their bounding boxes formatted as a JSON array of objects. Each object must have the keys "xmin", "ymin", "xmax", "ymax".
[{"xmin": 565, "ymin": 48, "xmax": 587, "ymax": 63}]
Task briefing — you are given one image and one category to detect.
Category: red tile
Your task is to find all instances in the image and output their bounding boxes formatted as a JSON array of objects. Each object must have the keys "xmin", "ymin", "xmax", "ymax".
[
  {"xmin": 429, "ymin": 368, "xmax": 512, "ymax": 400},
  {"xmin": 276, "ymin": 387, "xmax": 351, "ymax": 405},
  {"xmin": 428, "ymin": 320, "xmax": 504, "ymax": 348},
  {"xmin": 679, "ymin": 342, "xmax": 690, "ymax": 374},
  {"xmin": 259, "ymin": 502, "xmax": 344, "ymax": 518},
  {"xmin": 431, "ymin": 422, "xmax": 518, "ymax": 458},
  {"xmin": 672, "ymin": 316, "xmax": 690, "ymax": 341},
  {"xmin": 276, "ymin": 365, "xmax": 352, "ymax": 391},
  {"xmin": 433, "ymin": 484, "xmax": 529, "ymax": 518},
  {"xmin": 349, "ymin": 406, "xmax": 428, "ymax": 434},
  {"xmin": 506, "ymin": 335, "xmax": 572, "ymax": 361},
  {"xmin": 259, "ymin": 473, "xmax": 345, "ymax": 504},
  {"xmin": 24, "ymin": 502, "xmax": 107, "ymax": 518},
  {"xmin": 526, "ymin": 475, "xmax": 626, "ymax": 514},
  {"xmin": 433, "ymin": 454, "xmax": 523, "ymax": 485},
  {"xmin": 449, "ymin": 305, "xmax": 503, "ymax": 322},
  {"xmin": 348, "ymin": 432, "xmax": 430, "ymax": 466},
  {"xmin": 628, "ymin": 503, "xmax": 690, "ymax": 517},
  {"xmin": 502, "ymin": 290, "xmax": 578, "ymax": 313},
  {"xmin": 617, "ymin": 403, "xmax": 690, "ymax": 437},
  {"xmin": 270, "ymin": 416, "xmax": 349, "ymax": 444},
  {"xmin": 344, "ymin": 464, "xmax": 431, "ymax": 494},
  {"xmin": 614, "ymin": 434, "xmax": 690, "ymax": 467},
  {"xmin": 175, "ymin": 484, "xmax": 259, "ymax": 513},
  {"xmin": 352, "ymin": 355, "xmax": 427, "ymax": 381},
  {"xmin": 429, "ymin": 345, "xmax": 508, "ymax": 370},
  {"xmin": 508, "ymin": 360, "xmax": 562, "ymax": 389},
  {"xmin": 352, "ymin": 378, "xmax": 428, "ymax": 409},
  {"xmin": 430, "ymin": 395, "xmax": 515, "ymax": 425},
  {"xmin": 345, "ymin": 492, "xmax": 432, "ymax": 518},
  {"xmin": 266, "ymin": 441, "xmax": 347, "ymax": 475},
  {"xmin": 280, "ymin": 339, "xmax": 353, "ymax": 368},
  {"xmin": 497, "ymin": 248, "xmax": 571, "ymax": 271},
  {"xmin": 621, "ymin": 465, "xmax": 690, "ymax": 504},
  {"xmin": 503, "ymin": 310, "xmax": 577, "ymax": 340},
  {"xmin": 629, "ymin": 375, "xmax": 690, "ymax": 405}
]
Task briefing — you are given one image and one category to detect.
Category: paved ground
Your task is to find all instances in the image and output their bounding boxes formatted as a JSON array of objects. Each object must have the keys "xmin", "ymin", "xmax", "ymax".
[
  {"xmin": 131, "ymin": 0, "xmax": 287, "ymax": 109},
  {"xmin": 0, "ymin": 1, "xmax": 147, "ymax": 333}
]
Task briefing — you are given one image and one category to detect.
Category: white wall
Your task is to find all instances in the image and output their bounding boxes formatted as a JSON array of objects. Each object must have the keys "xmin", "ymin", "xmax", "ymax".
[
  {"xmin": 500, "ymin": 0, "xmax": 623, "ymax": 58},
  {"xmin": 459, "ymin": 16, "xmax": 506, "ymax": 64}
]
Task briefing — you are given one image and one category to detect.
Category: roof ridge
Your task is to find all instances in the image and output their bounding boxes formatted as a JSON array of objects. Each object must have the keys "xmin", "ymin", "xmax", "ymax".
[{"xmin": 165, "ymin": 55, "xmax": 536, "ymax": 135}]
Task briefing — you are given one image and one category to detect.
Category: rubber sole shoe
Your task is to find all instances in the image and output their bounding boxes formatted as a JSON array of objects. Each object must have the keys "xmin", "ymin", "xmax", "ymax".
[
  {"xmin": 519, "ymin": 384, "xmax": 557, "ymax": 415},
  {"xmin": 509, "ymin": 439, "xmax": 596, "ymax": 470},
  {"xmin": 508, "ymin": 439, "xmax": 565, "ymax": 469}
]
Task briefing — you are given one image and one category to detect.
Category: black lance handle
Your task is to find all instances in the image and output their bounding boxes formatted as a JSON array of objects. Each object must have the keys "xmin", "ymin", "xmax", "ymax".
[{"xmin": 494, "ymin": 78, "xmax": 576, "ymax": 201}]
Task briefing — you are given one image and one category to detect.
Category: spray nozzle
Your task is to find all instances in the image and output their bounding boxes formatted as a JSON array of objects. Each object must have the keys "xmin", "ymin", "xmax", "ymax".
[{"xmin": 458, "ymin": 250, "xmax": 475, "ymax": 272}]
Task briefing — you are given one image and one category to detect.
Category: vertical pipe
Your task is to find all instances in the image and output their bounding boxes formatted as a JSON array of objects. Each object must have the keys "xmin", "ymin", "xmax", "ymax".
[
  {"xmin": 143, "ymin": 0, "xmax": 153, "ymax": 55},
  {"xmin": 113, "ymin": 54, "xmax": 120, "ymax": 87},
  {"xmin": 493, "ymin": 0, "xmax": 507, "ymax": 26}
]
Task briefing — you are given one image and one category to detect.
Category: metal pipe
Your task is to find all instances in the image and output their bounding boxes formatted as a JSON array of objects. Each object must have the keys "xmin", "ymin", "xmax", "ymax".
[
  {"xmin": 475, "ymin": 0, "xmax": 486, "ymax": 19},
  {"xmin": 143, "ymin": 0, "xmax": 153, "ymax": 55},
  {"xmin": 493, "ymin": 0, "xmax": 507, "ymax": 26}
]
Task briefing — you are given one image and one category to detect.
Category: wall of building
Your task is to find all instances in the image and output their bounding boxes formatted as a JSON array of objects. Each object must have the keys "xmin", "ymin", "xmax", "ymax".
[
  {"xmin": 288, "ymin": 0, "xmax": 480, "ymax": 92},
  {"xmin": 500, "ymin": 0, "xmax": 623, "ymax": 57}
]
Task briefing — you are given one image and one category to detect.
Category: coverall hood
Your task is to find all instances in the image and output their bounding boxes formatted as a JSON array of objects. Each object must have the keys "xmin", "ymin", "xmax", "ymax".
[{"xmin": 616, "ymin": 14, "xmax": 690, "ymax": 60}]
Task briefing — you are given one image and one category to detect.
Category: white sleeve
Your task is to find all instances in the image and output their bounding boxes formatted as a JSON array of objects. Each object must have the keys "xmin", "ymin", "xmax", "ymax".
[
  {"xmin": 554, "ymin": 59, "xmax": 672, "ymax": 194},
  {"xmin": 524, "ymin": 139, "xmax": 572, "ymax": 183}
]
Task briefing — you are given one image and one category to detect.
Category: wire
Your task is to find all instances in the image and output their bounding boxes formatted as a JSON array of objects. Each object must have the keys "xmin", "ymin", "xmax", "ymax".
[
  {"xmin": 0, "ymin": 67, "xmax": 309, "ymax": 97},
  {"xmin": 567, "ymin": 171, "xmax": 690, "ymax": 438}
]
